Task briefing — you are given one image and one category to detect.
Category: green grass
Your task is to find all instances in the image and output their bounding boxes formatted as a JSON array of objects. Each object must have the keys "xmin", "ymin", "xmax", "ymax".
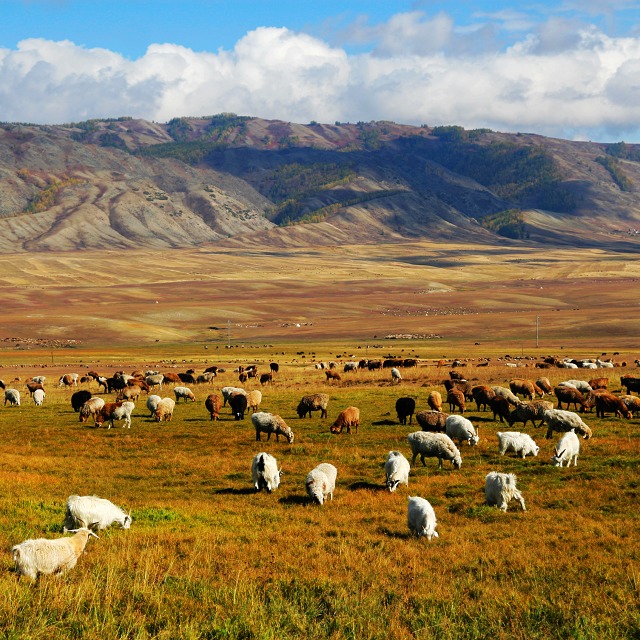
[{"xmin": 0, "ymin": 364, "xmax": 638, "ymax": 639}]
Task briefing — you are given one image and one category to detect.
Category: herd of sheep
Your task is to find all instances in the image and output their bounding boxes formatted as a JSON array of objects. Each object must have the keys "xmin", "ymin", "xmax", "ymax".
[{"xmin": 4, "ymin": 360, "xmax": 638, "ymax": 578}]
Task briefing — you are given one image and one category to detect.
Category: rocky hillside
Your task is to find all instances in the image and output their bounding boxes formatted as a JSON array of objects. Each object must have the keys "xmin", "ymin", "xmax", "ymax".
[{"xmin": 1, "ymin": 115, "xmax": 639, "ymax": 252}]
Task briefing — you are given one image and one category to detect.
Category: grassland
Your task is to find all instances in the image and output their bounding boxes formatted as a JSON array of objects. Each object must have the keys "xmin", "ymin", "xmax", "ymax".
[{"xmin": 0, "ymin": 356, "xmax": 638, "ymax": 639}]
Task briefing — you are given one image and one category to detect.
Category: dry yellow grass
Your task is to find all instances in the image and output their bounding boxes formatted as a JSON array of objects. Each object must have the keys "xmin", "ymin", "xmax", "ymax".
[{"xmin": 0, "ymin": 355, "xmax": 637, "ymax": 638}]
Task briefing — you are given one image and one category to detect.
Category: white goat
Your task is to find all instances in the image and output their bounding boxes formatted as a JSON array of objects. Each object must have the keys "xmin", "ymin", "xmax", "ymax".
[
  {"xmin": 484, "ymin": 472, "xmax": 526, "ymax": 512},
  {"xmin": 497, "ymin": 432, "xmax": 539, "ymax": 458},
  {"xmin": 12, "ymin": 527, "xmax": 98, "ymax": 581},
  {"xmin": 445, "ymin": 415, "xmax": 479, "ymax": 446},
  {"xmin": 64, "ymin": 495, "xmax": 131, "ymax": 531},
  {"xmin": 551, "ymin": 430, "xmax": 580, "ymax": 467},
  {"xmin": 305, "ymin": 463, "xmax": 337, "ymax": 505},
  {"xmin": 251, "ymin": 452, "xmax": 281, "ymax": 493},
  {"xmin": 385, "ymin": 451, "xmax": 410, "ymax": 492},
  {"xmin": 407, "ymin": 496, "xmax": 439, "ymax": 539},
  {"xmin": 4, "ymin": 389, "xmax": 20, "ymax": 406},
  {"xmin": 33, "ymin": 389, "xmax": 45, "ymax": 406}
]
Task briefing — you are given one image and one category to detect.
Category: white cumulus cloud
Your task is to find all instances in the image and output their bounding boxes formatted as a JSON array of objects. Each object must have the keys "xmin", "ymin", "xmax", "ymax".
[{"xmin": 1, "ymin": 14, "xmax": 640, "ymax": 142}]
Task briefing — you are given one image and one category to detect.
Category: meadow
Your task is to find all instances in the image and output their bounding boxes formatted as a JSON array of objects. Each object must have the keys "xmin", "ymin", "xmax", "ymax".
[{"xmin": 0, "ymin": 351, "xmax": 638, "ymax": 639}]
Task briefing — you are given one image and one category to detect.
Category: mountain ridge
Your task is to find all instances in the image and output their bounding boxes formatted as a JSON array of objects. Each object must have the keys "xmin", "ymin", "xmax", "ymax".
[{"xmin": 1, "ymin": 116, "xmax": 639, "ymax": 253}]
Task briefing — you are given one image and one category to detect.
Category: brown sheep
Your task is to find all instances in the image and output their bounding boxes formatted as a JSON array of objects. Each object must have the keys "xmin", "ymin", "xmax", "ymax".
[
  {"xmin": 588, "ymin": 377, "xmax": 609, "ymax": 390},
  {"xmin": 535, "ymin": 377, "xmax": 553, "ymax": 394},
  {"xmin": 325, "ymin": 370, "xmax": 342, "ymax": 382},
  {"xmin": 507, "ymin": 399, "xmax": 554, "ymax": 428},
  {"xmin": 116, "ymin": 386, "xmax": 142, "ymax": 403},
  {"xmin": 415, "ymin": 410, "xmax": 448, "ymax": 432},
  {"xmin": 488, "ymin": 396, "xmax": 511, "ymax": 423},
  {"xmin": 246, "ymin": 390, "xmax": 262, "ymax": 413},
  {"xmin": 162, "ymin": 372, "xmax": 181, "ymax": 385},
  {"xmin": 427, "ymin": 391, "xmax": 442, "ymax": 412},
  {"xmin": 205, "ymin": 393, "xmax": 222, "ymax": 421},
  {"xmin": 330, "ymin": 407, "xmax": 360, "ymax": 434},
  {"xmin": 620, "ymin": 395, "xmax": 640, "ymax": 416},
  {"xmin": 128, "ymin": 378, "xmax": 151, "ymax": 393},
  {"xmin": 26, "ymin": 381, "xmax": 44, "ymax": 396},
  {"xmin": 446, "ymin": 388, "xmax": 465, "ymax": 414},
  {"xmin": 509, "ymin": 379, "xmax": 538, "ymax": 401},
  {"xmin": 554, "ymin": 386, "xmax": 587, "ymax": 411},
  {"xmin": 594, "ymin": 393, "xmax": 633, "ymax": 419},
  {"xmin": 472, "ymin": 385, "xmax": 495, "ymax": 411},
  {"xmin": 297, "ymin": 394, "xmax": 329, "ymax": 419}
]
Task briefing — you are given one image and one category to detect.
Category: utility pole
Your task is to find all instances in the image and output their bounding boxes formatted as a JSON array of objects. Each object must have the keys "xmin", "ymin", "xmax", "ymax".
[
  {"xmin": 536, "ymin": 316, "xmax": 539, "ymax": 348},
  {"xmin": 227, "ymin": 320, "xmax": 231, "ymax": 348}
]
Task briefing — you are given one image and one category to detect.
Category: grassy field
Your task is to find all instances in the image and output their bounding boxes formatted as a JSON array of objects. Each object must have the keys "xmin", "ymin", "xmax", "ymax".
[{"xmin": 0, "ymin": 355, "xmax": 638, "ymax": 639}]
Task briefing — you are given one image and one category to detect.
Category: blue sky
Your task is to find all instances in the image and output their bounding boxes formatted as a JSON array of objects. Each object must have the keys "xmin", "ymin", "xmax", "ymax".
[{"xmin": 2, "ymin": 0, "xmax": 640, "ymax": 141}]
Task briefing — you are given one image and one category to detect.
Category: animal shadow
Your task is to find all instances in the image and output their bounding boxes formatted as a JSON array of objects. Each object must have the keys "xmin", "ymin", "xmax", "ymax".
[
  {"xmin": 214, "ymin": 488, "xmax": 256, "ymax": 496},
  {"xmin": 348, "ymin": 481, "xmax": 387, "ymax": 492},
  {"xmin": 278, "ymin": 495, "xmax": 309, "ymax": 506}
]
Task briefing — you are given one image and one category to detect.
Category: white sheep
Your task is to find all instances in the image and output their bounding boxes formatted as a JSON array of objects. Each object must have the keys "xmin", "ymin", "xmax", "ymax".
[
  {"xmin": 595, "ymin": 359, "xmax": 614, "ymax": 369},
  {"xmin": 222, "ymin": 386, "xmax": 246, "ymax": 406},
  {"xmin": 445, "ymin": 415, "xmax": 479, "ymax": 446},
  {"xmin": 33, "ymin": 389, "xmax": 45, "ymax": 406},
  {"xmin": 551, "ymin": 430, "xmax": 580, "ymax": 467},
  {"xmin": 251, "ymin": 412, "xmax": 294, "ymax": 443},
  {"xmin": 559, "ymin": 379, "xmax": 593, "ymax": 393},
  {"xmin": 251, "ymin": 452, "xmax": 281, "ymax": 493},
  {"xmin": 491, "ymin": 386, "xmax": 521, "ymax": 407},
  {"xmin": 79, "ymin": 397, "xmax": 105, "ymax": 423},
  {"xmin": 12, "ymin": 527, "xmax": 98, "ymax": 581},
  {"xmin": 496, "ymin": 432, "xmax": 540, "ymax": 458},
  {"xmin": 63, "ymin": 495, "xmax": 132, "ymax": 531},
  {"xmin": 407, "ymin": 496, "xmax": 439, "ymax": 539},
  {"xmin": 543, "ymin": 408, "xmax": 592, "ymax": 439},
  {"xmin": 154, "ymin": 397, "xmax": 176, "ymax": 422},
  {"xmin": 4, "ymin": 389, "xmax": 20, "ymax": 406},
  {"xmin": 32, "ymin": 375, "xmax": 46, "ymax": 385},
  {"xmin": 484, "ymin": 472, "xmax": 526, "ymax": 512},
  {"xmin": 385, "ymin": 451, "xmax": 410, "ymax": 492},
  {"xmin": 146, "ymin": 394, "xmax": 162, "ymax": 417},
  {"xmin": 305, "ymin": 463, "xmax": 337, "ymax": 505},
  {"xmin": 174, "ymin": 386, "xmax": 195, "ymax": 402},
  {"xmin": 391, "ymin": 367, "xmax": 402, "ymax": 384},
  {"xmin": 407, "ymin": 432, "xmax": 462, "ymax": 470},
  {"xmin": 145, "ymin": 373, "xmax": 164, "ymax": 389}
]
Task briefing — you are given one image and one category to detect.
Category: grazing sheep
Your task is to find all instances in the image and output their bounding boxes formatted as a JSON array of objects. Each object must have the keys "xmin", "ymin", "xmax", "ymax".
[
  {"xmin": 497, "ymin": 431, "xmax": 540, "ymax": 458},
  {"xmin": 559, "ymin": 379, "xmax": 592, "ymax": 394},
  {"xmin": 259, "ymin": 373, "xmax": 273, "ymax": 385},
  {"xmin": 396, "ymin": 397, "xmax": 416, "ymax": 425},
  {"xmin": 79, "ymin": 397, "xmax": 105, "ymax": 423},
  {"xmin": 507, "ymin": 400, "xmax": 554, "ymax": 428},
  {"xmin": 71, "ymin": 390, "xmax": 92, "ymax": 412},
  {"xmin": 620, "ymin": 376, "xmax": 640, "ymax": 395},
  {"xmin": 33, "ymin": 389, "xmax": 45, "ymax": 406},
  {"xmin": 445, "ymin": 415, "xmax": 479, "ymax": 446},
  {"xmin": 63, "ymin": 495, "xmax": 131, "ymax": 531},
  {"xmin": 204, "ymin": 393, "xmax": 222, "ymax": 421},
  {"xmin": 58, "ymin": 373, "xmax": 79, "ymax": 388},
  {"xmin": 620, "ymin": 395, "xmax": 640, "ymax": 416},
  {"xmin": 551, "ymin": 430, "xmax": 581, "ymax": 467},
  {"xmin": 222, "ymin": 386, "xmax": 246, "ymax": 406},
  {"xmin": 297, "ymin": 393, "xmax": 329, "ymax": 419},
  {"xmin": 407, "ymin": 496, "xmax": 439, "ymax": 540},
  {"xmin": 4, "ymin": 389, "xmax": 20, "ymax": 406},
  {"xmin": 95, "ymin": 401, "xmax": 135, "ymax": 429},
  {"xmin": 554, "ymin": 386, "xmax": 588, "ymax": 411},
  {"xmin": 491, "ymin": 386, "xmax": 521, "ymax": 407},
  {"xmin": 305, "ymin": 463, "xmax": 337, "ymax": 505},
  {"xmin": 535, "ymin": 377, "xmax": 553, "ymax": 394},
  {"xmin": 588, "ymin": 377, "xmax": 609, "ymax": 390},
  {"xmin": 385, "ymin": 451, "xmax": 410, "ymax": 492},
  {"xmin": 26, "ymin": 381, "xmax": 44, "ymax": 396},
  {"xmin": 330, "ymin": 406, "xmax": 360, "ymax": 434},
  {"xmin": 246, "ymin": 390, "xmax": 262, "ymax": 413},
  {"xmin": 485, "ymin": 472, "xmax": 526, "ymax": 512},
  {"xmin": 488, "ymin": 395, "xmax": 511, "ymax": 423},
  {"xmin": 415, "ymin": 410, "xmax": 448, "ymax": 432},
  {"xmin": 472, "ymin": 385, "xmax": 495, "ymax": 411},
  {"xmin": 391, "ymin": 368, "xmax": 402, "ymax": 384},
  {"xmin": 251, "ymin": 452, "xmax": 281, "ymax": 493},
  {"xmin": 12, "ymin": 527, "xmax": 98, "ymax": 581},
  {"xmin": 116, "ymin": 385, "xmax": 142, "ymax": 404},
  {"xmin": 146, "ymin": 394, "xmax": 162, "ymax": 417},
  {"xmin": 162, "ymin": 372, "xmax": 181, "ymax": 385},
  {"xmin": 594, "ymin": 392, "xmax": 633, "ymax": 419},
  {"xmin": 343, "ymin": 362, "xmax": 358, "ymax": 373},
  {"xmin": 407, "ymin": 432, "xmax": 462, "ymax": 470},
  {"xmin": 154, "ymin": 397, "xmax": 176, "ymax": 422},
  {"xmin": 145, "ymin": 373, "xmax": 164, "ymax": 389},
  {"xmin": 31, "ymin": 375, "xmax": 46, "ymax": 385},
  {"xmin": 252, "ymin": 412, "xmax": 294, "ymax": 443},
  {"xmin": 325, "ymin": 370, "xmax": 342, "ymax": 382},
  {"xmin": 543, "ymin": 409, "xmax": 592, "ymax": 440},
  {"xmin": 446, "ymin": 388, "xmax": 465, "ymax": 413},
  {"xmin": 427, "ymin": 391, "xmax": 442, "ymax": 412},
  {"xmin": 196, "ymin": 372, "xmax": 216, "ymax": 384},
  {"xmin": 174, "ymin": 386, "xmax": 195, "ymax": 403},
  {"xmin": 509, "ymin": 379, "xmax": 539, "ymax": 401},
  {"xmin": 229, "ymin": 392, "xmax": 248, "ymax": 420}
]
